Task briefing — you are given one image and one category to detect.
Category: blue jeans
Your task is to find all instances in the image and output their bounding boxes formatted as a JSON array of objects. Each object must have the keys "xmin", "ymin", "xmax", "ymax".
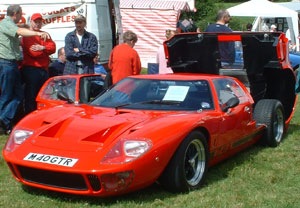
[
  {"xmin": 22, "ymin": 66, "xmax": 49, "ymax": 115},
  {"xmin": 0, "ymin": 59, "xmax": 24, "ymax": 128}
]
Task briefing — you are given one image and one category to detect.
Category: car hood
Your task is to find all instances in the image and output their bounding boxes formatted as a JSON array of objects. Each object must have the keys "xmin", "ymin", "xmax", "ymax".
[{"xmin": 17, "ymin": 105, "xmax": 196, "ymax": 152}]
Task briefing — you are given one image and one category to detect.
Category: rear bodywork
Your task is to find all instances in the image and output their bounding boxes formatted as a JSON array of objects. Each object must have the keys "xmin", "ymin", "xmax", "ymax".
[{"xmin": 164, "ymin": 32, "xmax": 296, "ymax": 126}]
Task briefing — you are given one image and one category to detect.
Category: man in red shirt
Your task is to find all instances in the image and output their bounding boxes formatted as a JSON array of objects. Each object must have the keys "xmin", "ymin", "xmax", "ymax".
[
  {"xmin": 21, "ymin": 13, "xmax": 56, "ymax": 114},
  {"xmin": 109, "ymin": 31, "xmax": 141, "ymax": 84}
]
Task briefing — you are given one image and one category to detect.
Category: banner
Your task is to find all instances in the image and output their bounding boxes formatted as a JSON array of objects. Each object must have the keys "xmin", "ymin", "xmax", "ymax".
[{"xmin": 0, "ymin": 4, "xmax": 86, "ymax": 29}]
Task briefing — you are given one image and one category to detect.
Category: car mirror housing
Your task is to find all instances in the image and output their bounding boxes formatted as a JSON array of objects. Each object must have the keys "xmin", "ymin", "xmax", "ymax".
[{"xmin": 222, "ymin": 96, "xmax": 240, "ymax": 112}]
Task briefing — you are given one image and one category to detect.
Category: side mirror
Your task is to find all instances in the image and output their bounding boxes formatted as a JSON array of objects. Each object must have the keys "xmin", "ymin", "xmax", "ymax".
[
  {"xmin": 221, "ymin": 96, "xmax": 239, "ymax": 112},
  {"xmin": 57, "ymin": 91, "xmax": 74, "ymax": 104}
]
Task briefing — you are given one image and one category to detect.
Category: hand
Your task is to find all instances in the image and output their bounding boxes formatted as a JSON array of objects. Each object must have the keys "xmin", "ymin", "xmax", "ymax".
[
  {"xmin": 74, "ymin": 48, "xmax": 79, "ymax": 53},
  {"xmin": 37, "ymin": 31, "xmax": 50, "ymax": 41},
  {"xmin": 30, "ymin": 44, "xmax": 45, "ymax": 51}
]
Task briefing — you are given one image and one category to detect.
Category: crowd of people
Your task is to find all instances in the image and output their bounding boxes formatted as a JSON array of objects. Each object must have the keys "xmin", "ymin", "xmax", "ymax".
[
  {"xmin": 0, "ymin": 4, "xmax": 142, "ymax": 134},
  {"xmin": 0, "ymin": 3, "xmax": 244, "ymax": 134}
]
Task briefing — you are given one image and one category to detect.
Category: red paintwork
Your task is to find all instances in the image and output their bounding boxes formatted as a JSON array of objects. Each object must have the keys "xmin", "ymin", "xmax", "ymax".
[
  {"xmin": 3, "ymin": 32, "xmax": 297, "ymax": 197},
  {"xmin": 3, "ymin": 73, "xmax": 285, "ymax": 197},
  {"xmin": 36, "ymin": 74, "xmax": 104, "ymax": 110}
]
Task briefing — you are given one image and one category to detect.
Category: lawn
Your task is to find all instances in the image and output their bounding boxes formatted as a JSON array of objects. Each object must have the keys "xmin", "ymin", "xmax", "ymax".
[{"xmin": 1, "ymin": 101, "xmax": 300, "ymax": 208}]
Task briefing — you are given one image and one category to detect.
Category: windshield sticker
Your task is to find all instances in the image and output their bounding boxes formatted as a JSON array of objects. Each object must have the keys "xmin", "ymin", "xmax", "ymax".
[{"xmin": 163, "ymin": 86, "xmax": 189, "ymax": 101}]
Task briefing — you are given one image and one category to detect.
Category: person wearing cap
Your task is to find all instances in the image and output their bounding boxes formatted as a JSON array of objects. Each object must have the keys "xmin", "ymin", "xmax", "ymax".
[
  {"xmin": 0, "ymin": 5, "xmax": 50, "ymax": 134},
  {"xmin": 270, "ymin": 24, "xmax": 277, "ymax": 32},
  {"xmin": 21, "ymin": 12, "xmax": 56, "ymax": 115},
  {"xmin": 63, "ymin": 15, "xmax": 98, "ymax": 75}
]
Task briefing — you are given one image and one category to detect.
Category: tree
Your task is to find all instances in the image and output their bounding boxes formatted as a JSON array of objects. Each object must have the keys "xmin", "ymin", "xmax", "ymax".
[{"xmin": 179, "ymin": 0, "xmax": 219, "ymax": 31}]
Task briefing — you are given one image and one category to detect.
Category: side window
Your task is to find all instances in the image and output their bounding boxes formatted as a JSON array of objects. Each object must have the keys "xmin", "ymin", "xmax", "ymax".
[
  {"xmin": 40, "ymin": 78, "xmax": 76, "ymax": 102},
  {"xmin": 213, "ymin": 78, "xmax": 247, "ymax": 106},
  {"xmin": 79, "ymin": 76, "xmax": 105, "ymax": 103}
]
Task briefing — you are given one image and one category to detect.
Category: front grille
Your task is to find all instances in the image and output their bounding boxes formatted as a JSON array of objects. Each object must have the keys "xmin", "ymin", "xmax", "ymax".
[
  {"xmin": 87, "ymin": 174, "xmax": 101, "ymax": 191},
  {"xmin": 7, "ymin": 162, "xmax": 19, "ymax": 179},
  {"xmin": 17, "ymin": 165, "xmax": 88, "ymax": 191}
]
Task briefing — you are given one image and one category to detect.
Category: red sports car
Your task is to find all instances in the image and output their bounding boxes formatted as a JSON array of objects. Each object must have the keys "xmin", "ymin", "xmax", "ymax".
[{"xmin": 3, "ymin": 32, "xmax": 296, "ymax": 197}]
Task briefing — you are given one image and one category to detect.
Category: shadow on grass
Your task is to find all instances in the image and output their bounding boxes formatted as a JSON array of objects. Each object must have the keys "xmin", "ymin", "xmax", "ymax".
[
  {"xmin": 285, "ymin": 123, "xmax": 300, "ymax": 135},
  {"xmin": 20, "ymin": 123, "xmax": 300, "ymax": 206},
  {"xmin": 21, "ymin": 146, "xmax": 266, "ymax": 206},
  {"xmin": 22, "ymin": 182, "xmax": 174, "ymax": 206}
]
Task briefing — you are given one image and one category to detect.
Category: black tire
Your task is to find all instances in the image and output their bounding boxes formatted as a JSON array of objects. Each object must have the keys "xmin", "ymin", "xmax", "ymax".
[
  {"xmin": 159, "ymin": 131, "xmax": 209, "ymax": 193},
  {"xmin": 253, "ymin": 99, "xmax": 285, "ymax": 147}
]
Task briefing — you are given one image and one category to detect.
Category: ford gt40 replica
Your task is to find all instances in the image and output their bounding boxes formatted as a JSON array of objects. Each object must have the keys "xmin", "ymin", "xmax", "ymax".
[{"xmin": 3, "ymin": 32, "xmax": 297, "ymax": 197}]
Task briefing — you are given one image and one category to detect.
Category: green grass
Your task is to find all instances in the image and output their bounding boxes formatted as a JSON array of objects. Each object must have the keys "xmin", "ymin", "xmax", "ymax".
[{"xmin": 1, "ymin": 101, "xmax": 300, "ymax": 207}]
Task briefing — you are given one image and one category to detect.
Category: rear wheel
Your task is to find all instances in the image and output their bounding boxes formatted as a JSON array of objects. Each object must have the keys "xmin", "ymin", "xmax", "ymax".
[
  {"xmin": 253, "ymin": 99, "xmax": 285, "ymax": 147},
  {"xmin": 160, "ymin": 131, "xmax": 209, "ymax": 192}
]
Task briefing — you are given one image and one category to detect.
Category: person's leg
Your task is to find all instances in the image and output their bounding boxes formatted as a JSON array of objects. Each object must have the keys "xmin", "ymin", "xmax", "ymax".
[
  {"xmin": 23, "ymin": 66, "xmax": 49, "ymax": 115},
  {"xmin": 0, "ymin": 60, "xmax": 23, "ymax": 131}
]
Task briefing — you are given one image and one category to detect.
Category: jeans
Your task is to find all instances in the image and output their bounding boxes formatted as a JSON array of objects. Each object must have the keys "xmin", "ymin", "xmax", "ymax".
[
  {"xmin": 22, "ymin": 66, "xmax": 49, "ymax": 115},
  {"xmin": 0, "ymin": 59, "xmax": 24, "ymax": 128}
]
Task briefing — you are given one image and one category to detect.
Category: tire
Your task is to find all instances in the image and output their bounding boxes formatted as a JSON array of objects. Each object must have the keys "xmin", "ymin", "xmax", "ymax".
[
  {"xmin": 253, "ymin": 99, "xmax": 285, "ymax": 147},
  {"xmin": 159, "ymin": 131, "xmax": 209, "ymax": 193}
]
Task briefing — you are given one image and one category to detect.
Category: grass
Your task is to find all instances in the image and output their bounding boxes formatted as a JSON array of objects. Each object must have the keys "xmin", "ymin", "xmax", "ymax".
[{"xmin": 1, "ymin": 101, "xmax": 300, "ymax": 207}]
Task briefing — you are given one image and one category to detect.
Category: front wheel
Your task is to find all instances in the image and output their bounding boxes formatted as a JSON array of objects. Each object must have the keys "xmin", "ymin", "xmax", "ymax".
[
  {"xmin": 160, "ymin": 131, "xmax": 209, "ymax": 192},
  {"xmin": 253, "ymin": 99, "xmax": 285, "ymax": 147}
]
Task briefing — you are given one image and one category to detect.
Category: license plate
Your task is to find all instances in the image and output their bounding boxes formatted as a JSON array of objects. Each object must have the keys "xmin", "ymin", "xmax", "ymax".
[{"xmin": 24, "ymin": 153, "xmax": 78, "ymax": 167}]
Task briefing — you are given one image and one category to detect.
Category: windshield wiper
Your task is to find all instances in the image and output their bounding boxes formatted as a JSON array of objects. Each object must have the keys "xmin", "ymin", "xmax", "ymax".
[{"xmin": 114, "ymin": 100, "xmax": 181, "ymax": 111}]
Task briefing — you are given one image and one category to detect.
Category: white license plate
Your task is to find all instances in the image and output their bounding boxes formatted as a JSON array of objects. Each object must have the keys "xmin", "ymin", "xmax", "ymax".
[{"xmin": 24, "ymin": 153, "xmax": 78, "ymax": 167}]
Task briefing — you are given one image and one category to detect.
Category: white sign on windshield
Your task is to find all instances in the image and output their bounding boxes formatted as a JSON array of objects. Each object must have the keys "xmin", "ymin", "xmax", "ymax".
[{"xmin": 163, "ymin": 86, "xmax": 189, "ymax": 102}]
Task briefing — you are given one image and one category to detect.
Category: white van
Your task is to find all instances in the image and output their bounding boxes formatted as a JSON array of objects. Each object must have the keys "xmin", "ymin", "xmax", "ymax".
[{"xmin": 0, "ymin": 0, "xmax": 119, "ymax": 65}]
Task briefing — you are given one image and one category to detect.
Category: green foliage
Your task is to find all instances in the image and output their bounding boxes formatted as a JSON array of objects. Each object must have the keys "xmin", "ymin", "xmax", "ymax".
[
  {"xmin": 180, "ymin": 0, "xmax": 292, "ymax": 31},
  {"xmin": 179, "ymin": 0, "xmax": 220, "ymax": 31}
]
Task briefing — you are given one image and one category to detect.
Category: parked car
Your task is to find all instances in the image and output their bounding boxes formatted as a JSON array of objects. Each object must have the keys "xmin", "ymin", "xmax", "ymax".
[{"xmin": 3, "ymin": 32, "xmax": 296, "ymax": 197}]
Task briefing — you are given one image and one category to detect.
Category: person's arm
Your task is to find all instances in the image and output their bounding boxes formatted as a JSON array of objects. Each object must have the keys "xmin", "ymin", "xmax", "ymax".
[
  {"xmin": 132, "ymin": 51, "xmax": 141, "ymax": 75},
  {"xmin": 77, "ymin": 33, "xmax": 98, "ymax": 58},
  {"xmin": 64, "ymin": 33, "xmax": 80, "ymax": 60},
  {"xmin": 43, "ymin": 38, "xmax": 56, "ymax": 55},
  {"xmin": 17, "ymin": 28, "xmax": 50, "ymax": 40}
]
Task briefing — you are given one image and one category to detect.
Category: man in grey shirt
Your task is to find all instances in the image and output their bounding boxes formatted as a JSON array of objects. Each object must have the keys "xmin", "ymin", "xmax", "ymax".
[{"xmin": 0, "ymin": 4, "xmax": 49, "ymax": 134}]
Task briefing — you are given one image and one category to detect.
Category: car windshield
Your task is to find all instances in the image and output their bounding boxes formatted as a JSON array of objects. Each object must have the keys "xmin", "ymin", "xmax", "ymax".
[{"xmin": 90, "ymin": 78, "xmax": 214, "ymax": 111}]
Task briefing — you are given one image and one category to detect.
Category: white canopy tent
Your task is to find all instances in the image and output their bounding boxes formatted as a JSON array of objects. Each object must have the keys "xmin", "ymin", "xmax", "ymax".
[{"xmin": 227, "ymin": 0, "xmax": 299, "ymax": 51}]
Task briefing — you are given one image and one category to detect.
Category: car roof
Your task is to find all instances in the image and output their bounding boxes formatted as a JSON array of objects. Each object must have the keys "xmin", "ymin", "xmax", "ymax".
[{"xmin": 129, "ymin": 73, "xmax": 228, "ymax": 81}]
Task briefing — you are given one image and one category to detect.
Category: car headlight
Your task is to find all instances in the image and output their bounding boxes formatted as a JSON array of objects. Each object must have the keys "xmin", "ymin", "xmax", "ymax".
[
  {"xmin": 4, "ymin": 128, "xmax": 34, "ymax": 152},
  {"xmin": 101, "ymin": 138, "xmax": 152, "ymax": 164}
]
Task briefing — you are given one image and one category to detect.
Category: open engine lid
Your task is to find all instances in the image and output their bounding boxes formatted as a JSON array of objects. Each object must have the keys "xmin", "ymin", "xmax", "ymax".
[{"xmin": 164, "ymin": 32, "xmax": 290, "ymax": 75}]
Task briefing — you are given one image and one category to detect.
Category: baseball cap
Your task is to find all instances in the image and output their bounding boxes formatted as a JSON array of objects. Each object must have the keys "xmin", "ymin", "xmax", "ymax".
[
  {"xmin": 31, "ymin": 13, "xmax": 43, "ymax": 21},
  {"xmin": 74, "ymin": 15, "xmax": 86, "ymax": 22},
  {"xmin": 271, "ymin": 24, "xmax": 277, "ymax": 29}
]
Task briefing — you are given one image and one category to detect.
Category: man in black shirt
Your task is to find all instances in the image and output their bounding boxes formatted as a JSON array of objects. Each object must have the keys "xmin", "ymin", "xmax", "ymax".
[
  {"xmin": 205, "ymin": 9, "xmax": 235, "ymax": 65},
  {"xmin": 49, "ymin": 47, "xmax": 66, "ymax": 77}
]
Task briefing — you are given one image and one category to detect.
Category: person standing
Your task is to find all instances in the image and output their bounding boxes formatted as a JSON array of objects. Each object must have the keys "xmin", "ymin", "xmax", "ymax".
[
  {"xmin": 270, "ymin": 24, "xmax": 277, "ymax": 32},
  {"xmin": 109, "ymin": 31, "xmax": 141, "ymax": 84},
  {"xmin": 0, "ymin": 5, "xmax": 50, "ymax": 134},
  {"xmin": 49, "ymin": 47, "xmax": 66, "ymax": 77},
  {"xmin": 205, "ymin": 9, "xmax": 235, "ymax": 65},
  {"xmin": 64, "ymin": 15, "xmax": 98, "ymax": 75},
  {"xmin": 246, "ymin": 23, "xmax": 252, "ymax": 31},
  {"xmin": 21, "ymin": 13, "xmax": 56, "ymax": 115},
  {"xmin": 156, "ymin": 29, "xmax": 176, "ymax": 74}
]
